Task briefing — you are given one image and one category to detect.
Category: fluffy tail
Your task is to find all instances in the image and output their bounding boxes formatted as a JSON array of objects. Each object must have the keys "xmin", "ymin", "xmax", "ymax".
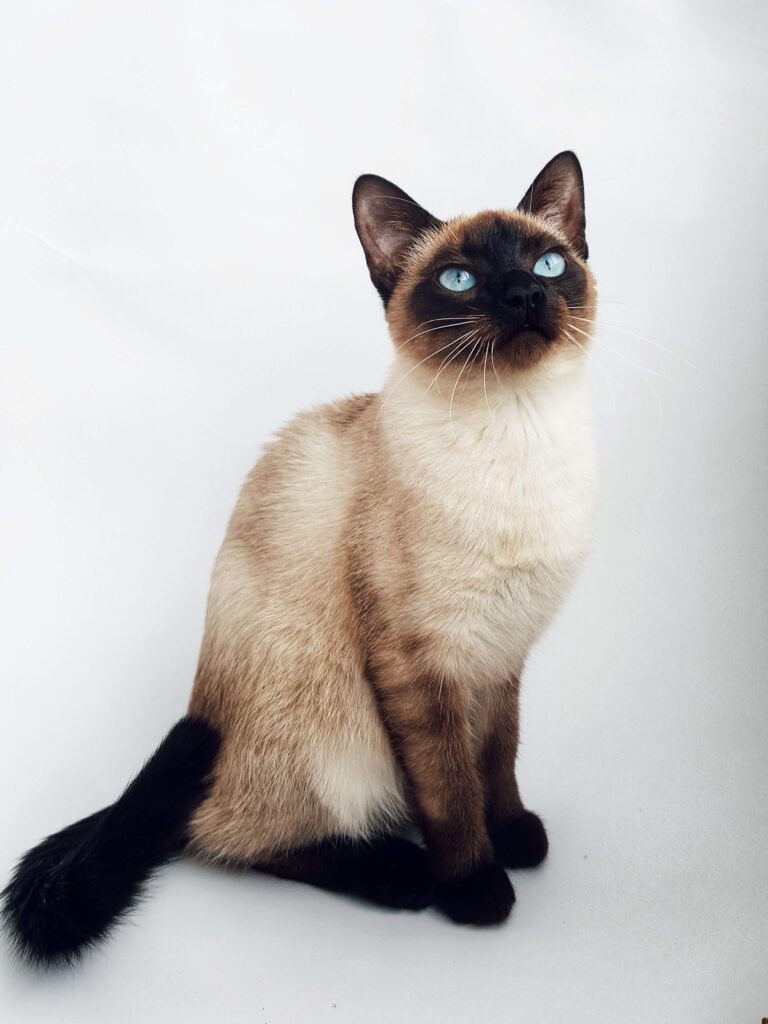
[{"xmin": 2, "ymin": 716, "xmax": 220, "ymax": 967}]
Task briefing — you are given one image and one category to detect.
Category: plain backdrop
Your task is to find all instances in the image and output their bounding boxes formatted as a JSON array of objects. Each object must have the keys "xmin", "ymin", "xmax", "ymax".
[{"xmin": 1, "ymin": 1, "xmax": 766, "ymax": 1022}]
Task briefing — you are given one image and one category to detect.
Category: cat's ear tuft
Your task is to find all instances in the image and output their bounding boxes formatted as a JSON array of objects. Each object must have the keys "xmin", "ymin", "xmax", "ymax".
[
  {"xmin": 353, "ymin": 175, "xmax": 442, "ymax": 302},
  {"xmin": 518, "ymin": 151, "xmax": 588, "ymax": 259}
]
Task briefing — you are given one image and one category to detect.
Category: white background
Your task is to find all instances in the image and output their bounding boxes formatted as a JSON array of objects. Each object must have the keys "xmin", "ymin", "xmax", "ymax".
[{"xmin": 1, "ymin": 1, "xmax": 766, "ymax": 1021}]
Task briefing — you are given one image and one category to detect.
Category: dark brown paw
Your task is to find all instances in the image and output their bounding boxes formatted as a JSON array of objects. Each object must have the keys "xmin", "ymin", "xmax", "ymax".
[
  {"xmin": 490, "ymin": 810, "xmax": 549, "ymax": 869},
  {"xmin": 365, "ymin": 838, "xmax": 435, "ymax": 910},
  {"xmin": 435, "ymin": 863, "xmax": 515, "ymax": 925}
]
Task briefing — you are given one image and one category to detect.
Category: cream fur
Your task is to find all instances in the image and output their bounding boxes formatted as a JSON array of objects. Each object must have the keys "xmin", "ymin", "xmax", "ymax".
[
  {"xmin": 377, "ymin": 353, "xmax": 596, "ymax": 686},
  {"xmin": 313, "ymin": 362, "xmax": 595, "ymax": 832},
  {"xmin": 187, "ymin": 343, "xmax": 595, "ymax": 860}
]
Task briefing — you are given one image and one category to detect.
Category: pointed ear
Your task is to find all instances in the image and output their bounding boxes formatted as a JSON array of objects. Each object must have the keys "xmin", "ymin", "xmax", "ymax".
[
  {"xmin": 518, "ymin": 151, "xmax": 588, "ymax": 259},
  {"xmin": 353, "ymin": 174, "xmax": 442, "ymax": 301}
]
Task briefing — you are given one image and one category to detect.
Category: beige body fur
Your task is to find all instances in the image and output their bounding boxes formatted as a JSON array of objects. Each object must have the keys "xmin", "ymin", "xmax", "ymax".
[{"xmin": 188, "ymin": 349, "xmax": 595, "ymax": 863}]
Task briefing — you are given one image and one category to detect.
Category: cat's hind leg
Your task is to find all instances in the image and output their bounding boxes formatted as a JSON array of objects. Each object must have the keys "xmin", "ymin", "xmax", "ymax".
[{"xmin": 254, "ymin": 834, "xmax": 434, "ymax": 911}]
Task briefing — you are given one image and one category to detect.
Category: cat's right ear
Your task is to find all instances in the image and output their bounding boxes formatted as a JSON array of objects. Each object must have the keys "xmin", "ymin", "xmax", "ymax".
[
  {"xmin": 517, "ymin": 151, "xmax": 588, "ymax": 259},
  {"xmin": 353, "ymin": 175, "xmax": 442, "ymax": 303}
]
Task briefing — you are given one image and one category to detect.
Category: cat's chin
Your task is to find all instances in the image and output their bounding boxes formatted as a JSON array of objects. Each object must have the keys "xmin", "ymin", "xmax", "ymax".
[
  {"xmin": 495, "ymin": 327, "xmax": 556, "ymax": 370},
  {"xmin": 499, "ymin": 326, "xmax": 554, "ymax": 348}
]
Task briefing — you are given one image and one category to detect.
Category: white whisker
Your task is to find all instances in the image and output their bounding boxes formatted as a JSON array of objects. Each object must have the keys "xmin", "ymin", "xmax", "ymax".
[
  {"xmin": 568, "ymin": 315, "xmax": 695, "ymax": 369},
  {"xmin": 459, "ymin": 335, "xmax": 484, "ymax": 398},
  {"xmin": 564, "ymin": 329, "xmax": 618, "ymax": 414},
  {"xmin": 489, "ymin": 340, "xmax": 505, "ymax": 393},
  {"xmin": 482, "ymin": 338, "xmax": 496, "ymax": 421},
  {"xmin": 567, "ymin": 322, "xmax": 670, "ymax": 380},
  {"xmin": 401, "ymin": 319, "xmax": 482, "ymax": 345},
  {"xmin": 566, "ymin": 326, "xmax": 664, "ymax": 433},
  {"xmin": 374, "ymin": 333, "xmax": 477, "ymax": 426},
  {"xmin": 414, "ymin": 316, "xmax": 483, "ymax": 328},
  {"xmin": 449, "ymin": 339, "xmax": 480, "ymax": 438},
  {"xmin": 421, "ymin": 329, "xmax": 481, "ymax": 397}
]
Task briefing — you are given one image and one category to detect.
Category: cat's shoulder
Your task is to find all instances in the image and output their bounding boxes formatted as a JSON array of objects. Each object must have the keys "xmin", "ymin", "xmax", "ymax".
[
  {"xmin": 243, "ymin": 392, "xmax": 377, "ymax": 495},
  {"xmin": 322, "ymin": 392, "xmax": 377, "ymax": 432},
  {"xmin": 269, "ymin": 392, "xmax": 376, "ymax": 445}
]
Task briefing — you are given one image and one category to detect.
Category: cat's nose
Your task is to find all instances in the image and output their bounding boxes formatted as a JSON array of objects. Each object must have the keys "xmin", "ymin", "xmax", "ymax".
[{"xmin": 501, "ymin": 271, "xmax": 545, "ymax": 323}]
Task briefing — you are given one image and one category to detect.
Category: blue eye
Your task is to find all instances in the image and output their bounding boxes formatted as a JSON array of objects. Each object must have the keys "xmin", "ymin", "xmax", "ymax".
[
  {"xmin": 533, "ymin": 251, "xmax": 566, "ymax": 278},
  {"xmin": 438, "ymin": 267, "xmax": 476, "ymax": 292}
]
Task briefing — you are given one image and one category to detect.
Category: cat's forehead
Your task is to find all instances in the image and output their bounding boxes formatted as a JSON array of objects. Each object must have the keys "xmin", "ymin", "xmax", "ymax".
[{"xmin": 411, "ymin": 210, "xmax": 568, "ymax": 270}]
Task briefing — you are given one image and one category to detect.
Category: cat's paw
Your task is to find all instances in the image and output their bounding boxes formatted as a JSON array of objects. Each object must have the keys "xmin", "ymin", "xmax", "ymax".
[
  {"xmin": 365, "ymin": 837, "xmax": 435, "ymax": 910},
  {"xmin": 435, "ymin": 862, "xmax": 515, "ymax": 925},
  {"xmin": 490, "ymin": 810, "xmax": 549, "ymax": 869}
]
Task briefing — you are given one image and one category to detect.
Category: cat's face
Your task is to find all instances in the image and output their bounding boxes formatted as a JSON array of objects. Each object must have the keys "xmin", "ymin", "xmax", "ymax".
[{"xmin": 353, "ymin": 152, "xmax": 595, "ymax": 379}]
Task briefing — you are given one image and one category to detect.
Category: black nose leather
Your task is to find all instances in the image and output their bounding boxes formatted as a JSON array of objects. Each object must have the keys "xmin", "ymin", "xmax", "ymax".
[{"xmin": 501, "ymin": 270, "xmax": 545, "ymax": 322}]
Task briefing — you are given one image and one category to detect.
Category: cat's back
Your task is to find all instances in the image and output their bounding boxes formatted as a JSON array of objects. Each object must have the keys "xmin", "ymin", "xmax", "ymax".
[
  {"xmin": 191, "ymin": 390, "xmax": 378, "ymax": 734},
  {"xmin": 210, "ymin": 392, "xmax": 375, "ymax": 618}
]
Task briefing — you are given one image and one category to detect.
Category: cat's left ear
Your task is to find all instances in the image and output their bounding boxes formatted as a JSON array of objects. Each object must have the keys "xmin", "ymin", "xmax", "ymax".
[
  {"xmin": 518, "ymin": 151, "xmax": 588, "ymax": 259},
  {"xmin": 353, "ymin": 174, "xmax": 442, "ymax": 302}
]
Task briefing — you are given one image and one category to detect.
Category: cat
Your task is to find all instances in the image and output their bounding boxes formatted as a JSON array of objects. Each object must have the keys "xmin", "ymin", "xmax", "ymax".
[{"xmin": 2, "ymin": 151, "xmax": 597, "ymax": 966}]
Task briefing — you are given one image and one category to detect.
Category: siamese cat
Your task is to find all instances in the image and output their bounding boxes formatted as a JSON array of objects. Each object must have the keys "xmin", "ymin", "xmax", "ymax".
[{"xmin": 3, "ymin": 151, "xmax": 596, "ymax": 966}]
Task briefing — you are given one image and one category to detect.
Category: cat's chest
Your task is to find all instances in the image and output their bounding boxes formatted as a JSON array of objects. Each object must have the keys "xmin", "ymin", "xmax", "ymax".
[
  {"xmin": 443, "ymin": 434, "xmax": 594, "ymax": 567},
  {"xmin": 394, "ymin": 395, "xmax": 596, "ymax": 680},
  {"xmin": 414, "ymin": 400, "xmax": 594, "ymax": 558}
]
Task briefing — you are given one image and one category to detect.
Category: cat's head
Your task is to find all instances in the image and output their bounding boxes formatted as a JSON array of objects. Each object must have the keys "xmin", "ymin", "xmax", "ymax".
[{"xmin": 353, "ymin": 152, "xmax": 595, "ymax": 381}]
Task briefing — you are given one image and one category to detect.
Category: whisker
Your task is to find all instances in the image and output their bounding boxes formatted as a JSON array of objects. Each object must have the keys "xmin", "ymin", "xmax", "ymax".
[
  {"xmin": 413, "ymin": 316, "xmax": 483, "ymax": 327},
  {"xmin": 568, "ymin": 315, "xmax": 695, "ymax": 369},
  {"xmin": 430, "ymin": 313, "xmax": 489, "ymax": 397},
  {"xmin": 429, "ymin": 338, "xmax": 481, "ymax": 399},
  {"xmin": 567, "ymin": 322, "xmax": 670, "ymax": 380},
  {"xmin": 566, "ymin": 327, "xmax": 664, "ymax": 434},
  {"xmin": 459, "ymin": 335, "xmax": 485, "ymax": 398},
  {"xmin": 564, "ymin": 329, "xmax": 618, "ymax": 414},
  {"xmin": 401, "ymin": 320, "xmax": 482, "ymax": 345},
  {"xmin": 482, "ymin": 338, "xmax": 496, "ymax": 421},
  {"xmin": 489, "ymin": 340, "xmax": 505, "ymax": 392},
  {"xmin": 374, "ymin": 334, "xmax": 476, "ymax": 425},
  {"xmin": 436, "ymin": 329, "xmax": 481, "ymax": 372},
  {"xmin": 456, "ymin": 335, "xmax": 487, "ymax": 403},
  {"xmin": 449, "ymin": 339, "xmax": 480, "ymax": 437},
  {"xmin": 642, "ymin": 369, "xmax": 665, "ymax": 435},
  {"xmin": 421, "ymin": 329, "xmax": 482, "ymax": 397}
]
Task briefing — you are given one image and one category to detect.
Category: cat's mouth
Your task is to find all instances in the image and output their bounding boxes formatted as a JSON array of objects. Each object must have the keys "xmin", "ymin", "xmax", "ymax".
[
  {"xmin": 489, "ymin": 322, "xmax": 559, "ymax": 369},
  {"xmin": 498, "ymin": 324, "xmax": 554, "ymax": 348}
]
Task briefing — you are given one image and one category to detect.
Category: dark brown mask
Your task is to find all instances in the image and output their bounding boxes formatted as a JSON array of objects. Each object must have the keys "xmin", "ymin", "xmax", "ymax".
[{"xmin": 353, "ymin": 151, "xmax": 596, "ymax": 375}]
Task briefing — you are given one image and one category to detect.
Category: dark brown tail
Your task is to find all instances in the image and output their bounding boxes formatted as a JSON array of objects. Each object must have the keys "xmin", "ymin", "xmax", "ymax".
[{"xmin": 2, "ymin": 716, "xmax": 220, "ymax": 968}]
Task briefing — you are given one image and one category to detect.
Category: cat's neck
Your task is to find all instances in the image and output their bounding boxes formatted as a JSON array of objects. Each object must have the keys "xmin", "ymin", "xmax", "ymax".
[{"xmin": 376, "ymin": 351, "xmax": 591, "ymax": 452}]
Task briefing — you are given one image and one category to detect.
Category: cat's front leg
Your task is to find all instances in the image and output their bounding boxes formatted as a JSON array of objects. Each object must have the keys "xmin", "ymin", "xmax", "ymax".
[
  {"xmin": 368, "ymin": 666, "xmax": 514, "ymax": 926},
  {"xmin": 482, "ymin": 677, "xmax": 549, "ymax": 869}
]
